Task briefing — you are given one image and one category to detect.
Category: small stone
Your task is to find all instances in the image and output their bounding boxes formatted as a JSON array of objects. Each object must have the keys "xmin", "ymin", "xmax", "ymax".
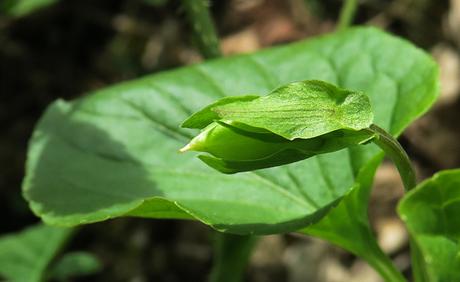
[
  {"xmin": 446, "ymin": 0, "xmax": 460, "ymax": 46},
  {"xmin": 319, "ymin": 257, "xmax": 351, "ymax": 282},
  {"xmin": 350, "ymin": 260, "xmax": 383, "ymax": 282},
  {"xmin": 221, "ymin": 28, "xmax": 261, "ymax": 55},
  {"xmin": 432, "ymin": 44, "xmax": 460, "ymax": 105},
  {"xmin": 375, "ymin": 218, "xmax": 409, "ymax": 255},
  {"xmin": 251, "ymin": 235, "xmax": 285, "ymax": 267},
  {"xmin": 283, "ymin": 238, "xmax": 330, "ymax": 282}
]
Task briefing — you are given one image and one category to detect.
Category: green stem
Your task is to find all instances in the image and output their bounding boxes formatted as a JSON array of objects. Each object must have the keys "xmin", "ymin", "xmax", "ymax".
[
  {"xmin": 368, "ymin": 124, "xmax": 417, "ymax": 192},
  {"xmin": 181, "ymin": 0, "xmax": 221, "ymax": 59},
  {"xmin": 364, "ymin": 246, "xmax": 407, "ymax": 282},
  {"xmin": 368, "ymin": 124, "xmax": 419, "ymax": 281},
  {"xmin": 209, "ymin": 233, "xmax": 258, "ymax": 282},
  {"xmin": 337, "ymin": 0, "xmax": 358, "ymax": 31}
]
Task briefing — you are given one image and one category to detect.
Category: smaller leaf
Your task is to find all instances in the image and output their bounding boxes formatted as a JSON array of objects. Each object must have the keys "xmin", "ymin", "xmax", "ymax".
[
  {"xmin": 181, "ymin": 80, "xmax": 375, "ymax": 173},
  {"xmin": 182, "ymin": 95, "xmax": 259, "ymax": 129},
  {"xmin": 50, "ymin": 251, "xmax": 102, "ymax": 281},
  {"xmin": 398, "ymin": 169, "xmax": 460, "ymax": 282},
  {"xmin": 183, "ymin": 80, "xmax": 373, "ymax": 140},
  {"xmin": 0, "ymin": 224, "xmax": 72, "ymax": 282}
]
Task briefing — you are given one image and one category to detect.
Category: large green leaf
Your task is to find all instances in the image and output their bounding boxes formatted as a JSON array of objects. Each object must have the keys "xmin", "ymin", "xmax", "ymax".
[
  {"xmin": 0, "ymin": 224, "xmax": 72, "ymax": 282},
  {"xmin": 23, "ymin": 27, "xmax": 438, "ymax": 238},
  {"xmin": 398, "ymin": 169, "xmax": 460, "ymax": 282}
]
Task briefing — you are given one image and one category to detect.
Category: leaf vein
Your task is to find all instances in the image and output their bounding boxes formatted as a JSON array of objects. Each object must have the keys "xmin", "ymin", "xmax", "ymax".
[
  {"xmin": 191, "ymin": 66, "xmax": 227, "ymax": 98},
  {"xmin": 315, "ymin": 156, "xmax": 338, "ymax": 198},
  {"xmin": 251, "ymin": 171, "xmax": 312, "ymax": 209},
  {"xmin": 149, "ymin": 82, "xmax": 194, "ymax": 117},
  {"xmin": 285, "ymin": 167, "xmax": 320, "ymax": 209},
  {"xmin": 121, "ymin": 98, "xmax": 192, "ymax": 141}
]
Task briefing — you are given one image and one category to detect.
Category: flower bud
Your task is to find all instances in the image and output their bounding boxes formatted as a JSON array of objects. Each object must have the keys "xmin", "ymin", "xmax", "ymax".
[{"xmin": 180, "ymin": 80, "xmax": 375, "ymax": 173}]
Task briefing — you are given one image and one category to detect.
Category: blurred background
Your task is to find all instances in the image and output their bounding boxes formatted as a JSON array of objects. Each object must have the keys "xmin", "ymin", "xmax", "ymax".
[{"xmin": 1, "ymin": 0, "xmax": 459, "ymax": 281}]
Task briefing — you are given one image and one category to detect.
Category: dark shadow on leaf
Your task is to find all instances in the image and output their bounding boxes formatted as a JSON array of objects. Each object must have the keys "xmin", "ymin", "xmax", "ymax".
[
  {"xmin": 210, "ymin": 197, "xmax": 343, "ymax": 235},
  {"xmin": 24, "ymin": 99, "xmax": 166, "ymax": 219}
]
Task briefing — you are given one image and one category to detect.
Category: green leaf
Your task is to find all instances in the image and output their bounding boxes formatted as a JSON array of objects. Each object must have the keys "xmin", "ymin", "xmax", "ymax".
[
  {"xmin": 182, "ymin": 95, "xmax": 259, "ymax": 129},
  {"xmin": 0, "ymin": 224, "xmax": 72, "ymax": 282},
  {"xmin": 1, "ymin": 0, "xmax": 58, "ymax": 17},
  {"xmin": 398, "ymin": 169, "xmax": 460, "ymax": 282},
  {"xmin": 183, "ymin": 80, "xmax": 373, "ymax": 140},
  {"xmin": 23, "ymin": 27, "xmax": 438, "ymax": 239},
  {"xmin": 50, "ymin": 251, "xmax": 101, "ymax": 280}
]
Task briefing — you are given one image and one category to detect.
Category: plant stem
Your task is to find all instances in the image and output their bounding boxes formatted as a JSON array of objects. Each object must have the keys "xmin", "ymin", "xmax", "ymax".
[
  {"xmin": 363, "ymin": 241, "xmax": 407, "ymax": 282},
  {"xmin": 368, "ymin": 125, "xmax": 425, "ymax": 282},
  {"xmin": 181, "ymin": 0, "xmax": 221, "ymax": 59},
  {"xmin": 367, "ymin": 256, "xmax": 407, "ymax": 282},
  {"xmin": 337, "ymin": 0, "xmax": 358, "ymax": 31},
  {"xmin": 368, "ymin": 124, "xmax": 417, "ymax": 192},
  {"xmin": 209, "ymin": 233, "xmax": 258, "ymax": 282}
]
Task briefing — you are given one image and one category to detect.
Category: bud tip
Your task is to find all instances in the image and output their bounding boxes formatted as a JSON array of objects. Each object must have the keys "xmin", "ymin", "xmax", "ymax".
[{"xmin": 179, "ymin": 143, "xmax": 192, "ymax": 153}]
